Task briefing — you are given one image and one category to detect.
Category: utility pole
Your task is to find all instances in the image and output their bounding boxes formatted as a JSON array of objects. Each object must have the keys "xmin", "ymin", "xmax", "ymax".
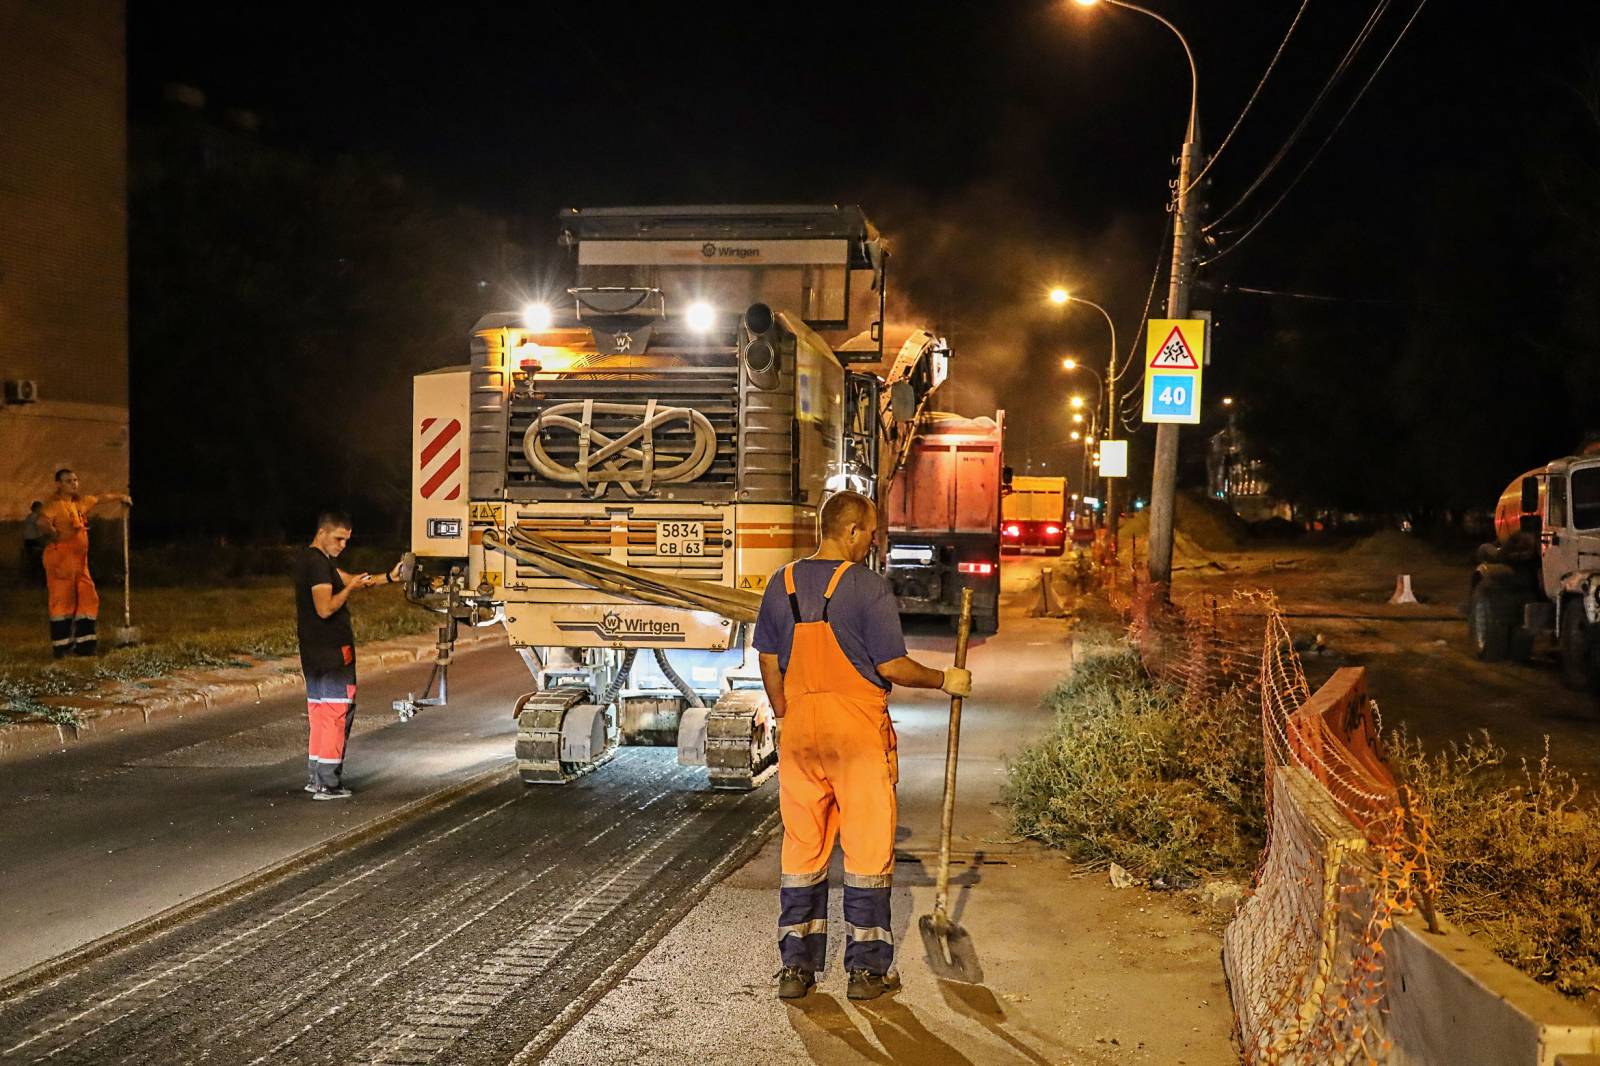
[
  {"xmin": 1144, "ymin": 75, "xmax": 1200, "ymax": 588},
  {"xmin": 1105, "ymin": 338, "xmax": 1119, "ymax": 550},
  {"xmin": 1072, "ymin": 0, "xmax": 1199, "ymax": 586}
]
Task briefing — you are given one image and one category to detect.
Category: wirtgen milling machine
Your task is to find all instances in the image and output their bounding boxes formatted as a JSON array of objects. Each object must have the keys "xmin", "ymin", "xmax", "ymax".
[{"xmin": 405, "ymin": 205, "xmax": 948, "ymax": 790}]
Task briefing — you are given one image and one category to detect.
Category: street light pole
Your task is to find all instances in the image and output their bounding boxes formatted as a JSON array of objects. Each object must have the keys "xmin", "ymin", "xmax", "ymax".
[
  {"xmin": 1061, "ymin": 298, "xmax": 1119, "ymax": 547},
  {"xmin": 1097, "ymin": 0, "xmax": 1200, "ymax": 588}
]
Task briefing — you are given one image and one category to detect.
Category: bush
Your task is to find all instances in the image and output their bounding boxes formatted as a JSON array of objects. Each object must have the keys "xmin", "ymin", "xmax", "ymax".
[
  {"xmin": 1397, "ymin": 732, "xmax": 1600, "ymax": 1006},
  {"xmin": 1005, "ymin": 645, "xmax": 1266, "ymax": 881}
]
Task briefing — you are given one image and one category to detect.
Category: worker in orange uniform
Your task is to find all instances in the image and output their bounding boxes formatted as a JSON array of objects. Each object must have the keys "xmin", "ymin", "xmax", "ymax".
[
  {"xmin": 38, "ymin": 468, "xmax": 132, "ymax": 658},
  {"xmin": 755, "ymin": 490, "xmax": 973, "ymax": 1002}
]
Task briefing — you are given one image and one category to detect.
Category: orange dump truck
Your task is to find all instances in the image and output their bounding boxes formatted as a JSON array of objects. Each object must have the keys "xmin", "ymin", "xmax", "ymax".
[{"xmin": 882, "ymin": 412, "xmax": 1004, "ymax": 634}]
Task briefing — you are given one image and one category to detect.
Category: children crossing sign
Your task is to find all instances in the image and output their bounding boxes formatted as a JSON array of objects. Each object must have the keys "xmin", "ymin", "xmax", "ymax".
[{"xmin": 1142, "ymin": 318, "xmax": 1206, "ymax": 424}]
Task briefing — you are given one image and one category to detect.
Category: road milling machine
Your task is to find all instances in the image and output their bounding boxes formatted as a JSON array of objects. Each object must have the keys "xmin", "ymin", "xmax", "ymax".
[{"xmin": 403, "ymin": 205, "xmax": 949, "ymax": 789}]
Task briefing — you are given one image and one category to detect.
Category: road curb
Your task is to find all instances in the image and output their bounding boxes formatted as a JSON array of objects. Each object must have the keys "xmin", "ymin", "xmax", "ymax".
[
  {"xmin": 0, "ymin": 627, "xmax": 503, "ymax": 763},
  {"xmin": 0, "ymin": 758, "xmax": 517, "ymax": 1003}
]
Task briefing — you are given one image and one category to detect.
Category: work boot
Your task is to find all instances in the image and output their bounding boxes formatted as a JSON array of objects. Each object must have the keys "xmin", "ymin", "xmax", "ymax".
[
  {"xmin": 311, "ymin": 787, "xmax": 352, "ymax": 801},
  {"xmin": 775, "ymin": 966, "xmax": 815, "ymax": 1000},
  {"xmin": 846, "ymin": 969, "xmax": 901, "ymax": 1001}
]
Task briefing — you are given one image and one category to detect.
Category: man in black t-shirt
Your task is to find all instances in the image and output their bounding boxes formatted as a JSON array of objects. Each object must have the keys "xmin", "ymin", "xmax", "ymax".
[{"xmin": 294, "ymin": 511, "xmax": 401, "ymax": 799}]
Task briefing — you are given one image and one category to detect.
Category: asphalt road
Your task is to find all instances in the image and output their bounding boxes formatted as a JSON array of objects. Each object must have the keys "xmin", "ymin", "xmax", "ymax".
[
  {"xmin": 0, "ymin": 556, "xmax": 1230, "ymax": 1066},
  {"xmin": 0, "ymin": 643, "xmax": 536, "ymax": 982}
]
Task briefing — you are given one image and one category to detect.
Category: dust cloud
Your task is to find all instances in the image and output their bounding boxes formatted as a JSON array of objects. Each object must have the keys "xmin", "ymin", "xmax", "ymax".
[{"xmin": 868, "ymin": 180, "xmax": 1162, "ymax": 475}]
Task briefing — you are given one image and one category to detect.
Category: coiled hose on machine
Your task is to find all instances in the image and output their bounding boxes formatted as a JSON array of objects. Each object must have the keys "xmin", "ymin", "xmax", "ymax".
[
  {"xmin": 482, "ymin": 526, "xmax": 763, "ymax": 624},
  {"xmin": 523, "ymin": 400, "xmax": 719, "ymax": 498}
]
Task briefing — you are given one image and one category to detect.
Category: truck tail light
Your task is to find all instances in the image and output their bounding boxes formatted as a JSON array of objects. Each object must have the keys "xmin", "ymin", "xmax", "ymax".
[
  {"xmin": 1003, "ymin": 524, "xmax": 1020, "ymax": 537},
  {"xmin": 958, "ymin": 561, "xmax": 995, "ymax": 576},
  {"xmin": 1045, "ymin": 524, "xmax": 1062, "ymax": 536}
]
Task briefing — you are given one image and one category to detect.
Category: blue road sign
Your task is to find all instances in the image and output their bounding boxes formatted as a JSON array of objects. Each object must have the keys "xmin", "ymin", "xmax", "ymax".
[{"xmin": 1147, "ymin": 373, "xmax": 1198, "ymax": 420}]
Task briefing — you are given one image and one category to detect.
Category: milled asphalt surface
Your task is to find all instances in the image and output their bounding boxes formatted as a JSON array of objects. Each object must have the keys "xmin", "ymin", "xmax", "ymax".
[{"xmin": 0, "ymin": 642, "xmax": 530, "ymax": 980}]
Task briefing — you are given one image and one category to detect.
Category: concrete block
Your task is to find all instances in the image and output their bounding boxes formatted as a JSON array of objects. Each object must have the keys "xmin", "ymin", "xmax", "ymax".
[{"xmin": 1384, "ymin": 911, "xmax": 1600, "ymax": 1065}]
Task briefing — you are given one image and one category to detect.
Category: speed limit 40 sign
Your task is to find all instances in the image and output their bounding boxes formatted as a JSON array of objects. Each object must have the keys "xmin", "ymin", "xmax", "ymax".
[{"xmin": 1142, "ymin": 319, "xmax": 1205, "ymax": 425}]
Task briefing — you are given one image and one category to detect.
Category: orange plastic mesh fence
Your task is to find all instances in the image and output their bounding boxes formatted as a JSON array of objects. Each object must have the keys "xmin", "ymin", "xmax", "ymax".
[{"xmin": 1103, "ymin": 568, "xmax": 1435, "ymax": 1064}]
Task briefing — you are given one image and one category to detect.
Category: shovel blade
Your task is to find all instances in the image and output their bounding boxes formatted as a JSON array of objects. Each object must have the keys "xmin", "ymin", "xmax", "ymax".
[
  {"xmin": 113, "ymin": 626, "xmax": 142, "ymax": 648},
  {"xmin": 918, "ymin": 912, "xmax": 984, "ymax": 984}
]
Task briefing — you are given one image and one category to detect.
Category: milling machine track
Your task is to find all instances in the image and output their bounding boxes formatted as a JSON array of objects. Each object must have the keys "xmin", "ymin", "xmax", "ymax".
[{"xmin": 515, "ymin": 688, "xmax": 616, "ymax": 785}]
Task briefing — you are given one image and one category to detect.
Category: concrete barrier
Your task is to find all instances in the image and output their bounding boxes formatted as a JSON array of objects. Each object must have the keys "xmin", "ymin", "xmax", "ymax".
[
  {"xmin": 1384, "ymin": 912, "xmax": 1600, "ymax": 1065},
  {"xmin": 1226, "ymin": 765, "xmax": 1600, "ymax": 1064}
]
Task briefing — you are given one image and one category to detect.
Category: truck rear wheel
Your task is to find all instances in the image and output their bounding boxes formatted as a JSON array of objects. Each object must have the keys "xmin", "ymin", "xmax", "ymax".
[
  {"xmin": 1557, "ymin": 602, "xmax": 1600, "ymax": 692},
  {"xmin": 1469, "ymin": 586, "xmax": 1515, "ymax": 662}
]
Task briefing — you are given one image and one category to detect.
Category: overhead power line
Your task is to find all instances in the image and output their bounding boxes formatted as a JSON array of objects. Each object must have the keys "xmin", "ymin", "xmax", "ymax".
[
  {"xmin": 1200, "ymin": 0, "xmax": 1431, "ymax": 267},
  {"xmin": 1204, "ymin": 0, "xmax": 1392, "ymax": 232},
  {"xmin": 1111, "ymin": 210, "xmax": 1172, "ymax": 389},
  {"xmin": 1188, "ymin": 0, "xmax": 1312, "ymax": 191}
]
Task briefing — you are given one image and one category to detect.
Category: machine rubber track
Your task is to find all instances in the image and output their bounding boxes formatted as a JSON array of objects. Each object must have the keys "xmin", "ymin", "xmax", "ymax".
[
  {"xmin": 515, "ymin": 688, "xmax": 616, "ymax": 785},
  {"xmin": 704, "ymin": 692, "xmax": 777, "ymax": 791}
]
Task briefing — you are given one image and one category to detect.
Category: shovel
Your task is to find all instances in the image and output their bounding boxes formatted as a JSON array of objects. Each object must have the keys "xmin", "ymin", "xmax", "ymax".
[
  {"xmin": 918, "ymin": 587, "xmax": 983, "ymax": 983},
  {"xmin": 113, "ymin": 505, "xmax": 141, "ymax": 647}
]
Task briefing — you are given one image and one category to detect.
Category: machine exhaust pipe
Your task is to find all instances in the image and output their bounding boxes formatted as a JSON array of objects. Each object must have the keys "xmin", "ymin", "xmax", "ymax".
[{"xmin": 738, "ymin": 302, "xmax": 784, "ymax": 390}]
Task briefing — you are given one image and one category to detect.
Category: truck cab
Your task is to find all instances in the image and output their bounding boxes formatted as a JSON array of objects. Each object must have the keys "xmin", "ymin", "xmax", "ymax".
[{"xmin": 1470, "ymin": 454, "xmax": 1600, "ymax": 696}]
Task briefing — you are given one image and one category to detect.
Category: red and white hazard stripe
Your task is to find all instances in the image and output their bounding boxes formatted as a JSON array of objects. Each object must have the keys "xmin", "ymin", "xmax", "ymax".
[{"xmin": 419, "ymin": 417, "xmax": 463, "ymax": 501}]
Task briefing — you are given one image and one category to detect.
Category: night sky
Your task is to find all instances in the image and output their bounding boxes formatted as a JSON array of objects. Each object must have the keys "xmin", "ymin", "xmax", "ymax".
[{"xmin": 128, "ymin": 1, "xmax": 1600, "ymax": 509}]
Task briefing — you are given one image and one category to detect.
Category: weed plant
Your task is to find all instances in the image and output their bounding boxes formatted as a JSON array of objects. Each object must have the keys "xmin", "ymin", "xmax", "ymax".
[
  {"xmin": 1005, "ymin": 645, "xmax": 1266, "ymax": 881},
  {"xmin": 1396, "ymin": 731, "xmax": 1600, "ymax": 1007}
]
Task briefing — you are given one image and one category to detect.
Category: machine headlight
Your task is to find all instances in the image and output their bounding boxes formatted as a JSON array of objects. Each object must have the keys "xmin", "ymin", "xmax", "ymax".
[
  {"xmin": 522, "ymin": 302, "xmax": 553, "ymax": 332},
  {"xmin": 686, "ymin": 301, "xmax": 717, "ymax": 332}
]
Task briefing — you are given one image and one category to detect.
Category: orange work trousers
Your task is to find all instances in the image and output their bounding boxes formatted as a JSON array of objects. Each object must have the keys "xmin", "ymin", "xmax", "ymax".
[
  {"xmin": 776, "ymin": 561, "xmax": 898, "ymax": 974},
  {"xmin": 44, "ymin": 543, "xmax": 99, "ymax": 657}
]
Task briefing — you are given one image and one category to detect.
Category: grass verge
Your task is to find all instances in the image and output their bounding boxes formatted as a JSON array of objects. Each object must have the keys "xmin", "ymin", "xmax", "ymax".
[
  {"xmin": 1007, "ymin": 617, "xmax": 1600, "ymax": 1006},
  {"xmin": 1004, "ymin": 636, "xmax": 1266, "ymax": 882},
  {"xmin": 0, "ymin": 582, "xmax": 435, "ymax": 728},
  {"xmin": 1396, "ymin": 732, "xmax": 1600, "ymax": 1007}
]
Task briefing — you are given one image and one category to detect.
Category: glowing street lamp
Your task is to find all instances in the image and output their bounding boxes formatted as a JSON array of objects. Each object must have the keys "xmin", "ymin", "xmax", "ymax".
[
  {"xmin": 1072, "ymin": 412, "xmax": 1084, "ymax": 425},
  {"xmin": 1061, "ymin": 356, "xmax": 1077, "ymax": 370},
  {"xmin": 1069, "ymin": 0, "xmax": 1201, "ymax": 586},
  {"xmin": 1221, "ymin": 396, "xmax": 1235, "ymax": 406},
  {"xmin": 1069, "ymin": 395, "xmax": 1085, "ymax": 409},
  {"xmin": 1070, "ymin": 430, "xmax": 1082, "ymax": 441},
  {"xmin": 1048, "ymin": 287, "xmax": 1070, "ymax": 305}
]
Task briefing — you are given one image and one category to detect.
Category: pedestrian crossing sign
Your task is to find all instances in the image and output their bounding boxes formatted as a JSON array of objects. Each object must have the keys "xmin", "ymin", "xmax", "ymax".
[{"xmin": 1142, "ymin": 319, "xmax": 1205, "ymax": 425}]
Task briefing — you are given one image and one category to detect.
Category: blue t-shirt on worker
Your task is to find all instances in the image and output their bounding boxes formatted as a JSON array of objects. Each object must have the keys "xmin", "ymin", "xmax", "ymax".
[{"xmin": 753, "ymin": 559, "xmax": 908, "ymax": 690}]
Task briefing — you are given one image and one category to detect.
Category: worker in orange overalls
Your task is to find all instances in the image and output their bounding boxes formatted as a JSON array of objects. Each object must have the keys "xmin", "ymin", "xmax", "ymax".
[
  {"xmin": 38, "ymin": 468, "xmax": 131, "ymax": 658},
  {"xmin": 755, "ymin": 490, "xmax": 973, "ymax": 1002}
]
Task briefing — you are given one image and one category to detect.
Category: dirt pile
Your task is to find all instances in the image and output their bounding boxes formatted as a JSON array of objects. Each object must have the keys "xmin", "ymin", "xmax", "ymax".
[
  {"xmin": 1119, "ymin": 491, "xmax": 1249, "ymax": 554},
  {"xmin": 1343, "ymin": 529, "xmax": 1440, "ymax": 568}
]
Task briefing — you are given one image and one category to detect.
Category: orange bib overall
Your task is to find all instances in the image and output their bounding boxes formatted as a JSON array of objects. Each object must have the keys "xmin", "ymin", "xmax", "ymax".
[
  {"xmin": 776, "ymin": 560, "xmax": 898, "ymax": 975},
  {"xmin": 41, "ymin": 496, "xmax": 100, "ymax": 657}
]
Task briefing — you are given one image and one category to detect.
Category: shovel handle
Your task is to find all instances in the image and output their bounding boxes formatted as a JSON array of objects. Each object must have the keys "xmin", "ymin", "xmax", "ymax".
[
  {"xmin": 934, "ymin": 588, "xmax": 974, "ymax": 915},
  {"xmin": 122, "ymin": 510, "xmax": 132, "ymax": 629}
]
